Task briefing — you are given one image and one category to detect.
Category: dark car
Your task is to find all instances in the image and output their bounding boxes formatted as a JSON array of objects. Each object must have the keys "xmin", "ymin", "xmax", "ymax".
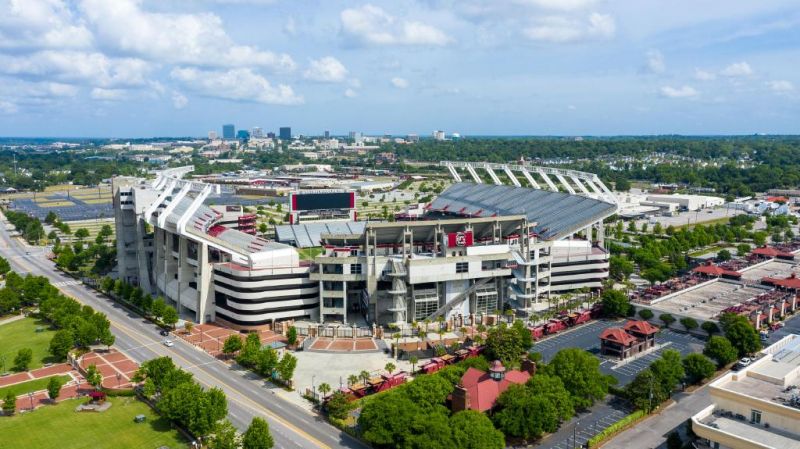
[{"xmin": 159, "ymin": 329, "xmax": 170, "ymax": 337}]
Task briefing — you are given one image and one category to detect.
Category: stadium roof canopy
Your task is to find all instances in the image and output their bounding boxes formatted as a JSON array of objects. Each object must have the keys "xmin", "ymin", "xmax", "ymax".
[
  {"xmin": 275, "ymin": 222, "xmax": 367, "ymax": 248},
  {"xmin": 429, "ymin": 183, "xmax": 617, "ymax": 240}
]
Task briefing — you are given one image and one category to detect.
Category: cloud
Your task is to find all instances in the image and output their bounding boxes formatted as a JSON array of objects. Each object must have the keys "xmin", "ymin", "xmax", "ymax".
[
  {"xmin": 340, "ymin": 4, "xmax": 453, "ymax": 46},
  {"xmin": 720, "ymin": 61, "xmax": 753, "ymax": 77},
  {"xmin": 170, "ymin": 67, "xmax": 303, "ymax": 105},
  {"xmin": 523, "ymin": 13, "xmax": 615, "ymax": 43},
  {"xmin": 694, "ymin": 69, "xmax": 716, "ymax": 81},
  {"xmin": 0, "ymin": 100, "xmax": 17, "ymax": 114},
  {"xmin": 766, "ymin": 80, "xmax": 794, "ymax": 93},
  {"xmin": 172, "ymin": 91, "xmax": 188, "ymax": 109},
  {"xmin": 660, "ymin": 85, "xmax": 698, "ymax": 98},
  {"xmin": 0, "ymin": 0, "xmax": 93, "ymax": 50},
  {"xmin": 391, "ymin": 77, "xmax": 409, "ymax": 89},
  {"xmin": 0, "ymin": 51, "xmax": 151, "ymax": 88},
  {"xmin": 79, "ymin": 0, "xmax": 296, "ymax": 71},
  {"xmin": 90, "ymin": 87, "xmax": 126, "ymax": 101},
  {"xmin": 344, "ymin": 88, "xmax": 357, "ymax": 98},
  {"xmin": 303, "ymin": 56, "xmax": 348, "ymax": 83},
  {"xmin": 519, "ymin": 0, "xmax": 598, "ymax": 11},
  {"xmin": 644, "ymin": 50, "xmax": 665, "ymax": 74},
  {"xmin": 284, "ymin": 17, "xmax": 297, "ymax": 36}
]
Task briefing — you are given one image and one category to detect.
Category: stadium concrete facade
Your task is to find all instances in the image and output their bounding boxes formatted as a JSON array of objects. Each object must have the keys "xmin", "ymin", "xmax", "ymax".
[{"xmin": 114, "ymin": 164, "xmax": 618, "ymax": 328}]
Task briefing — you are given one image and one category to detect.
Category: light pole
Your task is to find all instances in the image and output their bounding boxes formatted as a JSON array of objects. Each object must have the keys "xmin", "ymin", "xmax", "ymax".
[
  {"xmin": 116, "ymin": 372, "xmax": 122, "ymax": 388},
  {"xmin": 312, "ymin": 375, "xmax": 316, "ymax": 401},
  {"xmin": 573, "ymin": 421, "xmax": 579, "ymax": 449},
  {"xmin": 28, "ymin": 392, "xmax": 34, "ymax": 410}
]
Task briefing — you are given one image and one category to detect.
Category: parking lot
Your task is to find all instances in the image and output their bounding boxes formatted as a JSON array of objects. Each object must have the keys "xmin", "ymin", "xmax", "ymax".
[
  {"xmin": 536, "ymin": 397, "xmax": 631, "ymax": 449},
  {"xmin": 535, "ymin": 320, "xmax": 706, "ymax": 386},
  {"xmin": 10, "ymin": 196, "xmax": 113, "ymax": 221}
]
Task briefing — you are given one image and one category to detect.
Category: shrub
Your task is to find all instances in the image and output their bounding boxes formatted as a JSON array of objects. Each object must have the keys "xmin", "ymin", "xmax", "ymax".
[{"xmin": 587, "ymin": 410, "xmax": 647, "ymax": 447}]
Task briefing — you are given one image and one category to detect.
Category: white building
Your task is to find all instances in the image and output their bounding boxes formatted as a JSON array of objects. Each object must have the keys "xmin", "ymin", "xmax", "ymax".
[
  {"xmin": 433, "ymin": 130, "xmax": 446, "ymax": 141},
  {"xmin": 692, "ymin": 334, "xmax": 800, "ymax": 449}
]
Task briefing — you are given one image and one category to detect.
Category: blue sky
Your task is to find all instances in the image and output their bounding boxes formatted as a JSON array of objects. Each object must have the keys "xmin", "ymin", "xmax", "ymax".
[{"xmin": 0, "ymin": 0, "xmax": 798, "ymax": 137}]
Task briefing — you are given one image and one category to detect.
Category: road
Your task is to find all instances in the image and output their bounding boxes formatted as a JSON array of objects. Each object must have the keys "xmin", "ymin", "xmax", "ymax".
[{"xmin": 0, "ymin": 216, "xmax": 366, "ymax": 449}]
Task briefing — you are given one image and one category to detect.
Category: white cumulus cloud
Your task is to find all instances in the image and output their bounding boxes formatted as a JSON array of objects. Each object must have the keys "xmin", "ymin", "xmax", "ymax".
[
  {"xmin": 79, "ymin": 0, "xmax": 296, "ymax": 71},
  {"xmin": 303, "ymin": 56, "xmax": 348, "ymax": 83},
  {"xmin": 766, "ymin": 80, "xmax": 794, "ymax": 93},
  {"xmin": 0, "ymin": 51, "xmax": 151, "ymax": 88},
  {"xmin": 391, "ymin": 77, "xmax": 409, "ymax": 89},
  {"xmin": 90, "ymin": 87, "xmax": 126, "ymax": 101},
  {"xmin": 720, "ymin": 61, "xmax": 753, "ymax": 77},
  {"xmin": 0, "ymin": 0, "xmax": 94, "ymax": 50},
  {"xmin": 0, "ymin": 100, "xmax": 17, "ymax": 114},
  {"xmin": 644, "ymin": 50, "xmax": 665, "ymax": 74},
  {"xmin": 660, "ymin": 85, "xmax": 698, "ymax": 98},
  {"xmin": 170, "ymin": 67, "xmax": 303, "ymax": 105},
  {"xmin": 523, "ymin": 12, "xmax": 615, "ymax": 43},
  {"xmin": 344, "ymin": 88, "xmax": 358, "ymax": 98},
  {"xmin": 172, "ymin": 91, "xmax": 188, "ymax": 109},
  {"xmin": 340, "ymin": 4, "xmax": 453, "ymax": 46},
  {"xmin": 694, "ymin": 69, "xmax": 716, "ymax": 81}
]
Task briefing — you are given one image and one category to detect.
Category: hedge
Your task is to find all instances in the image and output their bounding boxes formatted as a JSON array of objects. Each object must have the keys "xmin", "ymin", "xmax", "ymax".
[{"xmin": 587, "ymin": 410, "xmax": 647, "ymax": 448}]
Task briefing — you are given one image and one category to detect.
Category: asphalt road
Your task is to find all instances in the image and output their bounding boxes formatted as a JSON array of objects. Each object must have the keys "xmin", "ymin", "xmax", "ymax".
[{"xmin": 0, "ymin": 216, "xmax": 366, "ymax": 449}]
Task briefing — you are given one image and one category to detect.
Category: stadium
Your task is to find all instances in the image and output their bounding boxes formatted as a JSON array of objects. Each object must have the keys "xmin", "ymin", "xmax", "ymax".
[{"xmin": 114, "ymin": 163, "xmax": 618, "ymax": 328}]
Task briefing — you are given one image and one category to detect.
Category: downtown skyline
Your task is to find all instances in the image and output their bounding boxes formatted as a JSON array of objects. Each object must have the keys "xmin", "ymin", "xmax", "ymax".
[{"xmin": 0, "ymin": 0, "xmax": 798, "ymax": 137}]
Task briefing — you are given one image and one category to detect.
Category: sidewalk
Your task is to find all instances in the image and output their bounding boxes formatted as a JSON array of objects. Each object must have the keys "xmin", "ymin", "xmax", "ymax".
[{"xmin": 602, "ymin": 387, "xmax": 711, "ymax": 449}]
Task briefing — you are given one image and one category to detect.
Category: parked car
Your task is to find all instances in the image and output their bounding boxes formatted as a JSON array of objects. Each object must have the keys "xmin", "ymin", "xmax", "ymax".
[
  {"xmin": 735, "ymin": 357, "xmax": 752, "ymax": 369},
  {"xmin": 159, "ymin": 329, "xmax": 170, "ymax": 337}
]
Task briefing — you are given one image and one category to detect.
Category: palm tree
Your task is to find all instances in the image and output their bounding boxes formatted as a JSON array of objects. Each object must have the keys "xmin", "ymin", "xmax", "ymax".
[
  {"xmin": 393, "ymin": 332, "xmax": 401, "ymax": 359},
  {"xmin": 318, "ymin": 382, "xmax": 331, "ymax": 399},
  {"xmin": 360, "ymin": 370, "xmax": 370, "ymax": 385},
  {"xmin": 347, "ymin": 374, "xmax": 359, "ymax": 387},
  {"xmin": 385, "ymin": 362, "xmax": 396, "ymax": 375},
  {"xmin": 437, "ymin": 327, "xmax": 445, "ymax": 346},
  {"xmin": 409, "ymin": 355, "xmax": 418, "ymax": 374}
]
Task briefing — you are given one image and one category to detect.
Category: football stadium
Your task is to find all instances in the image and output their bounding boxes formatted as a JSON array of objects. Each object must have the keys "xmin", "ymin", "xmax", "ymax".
[{"xmin": 114, "ymin": 163, "xmax": 618, "ymax": 328}]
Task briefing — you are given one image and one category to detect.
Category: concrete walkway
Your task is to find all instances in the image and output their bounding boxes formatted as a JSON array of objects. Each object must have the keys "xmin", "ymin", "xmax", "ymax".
[
  {"xmin": 0, "ymin": 314, "xmax": 26, "ymax": 326},
  {"xmin": 603, "ymin": 387, "xmax": 711, "ymax": 449}
]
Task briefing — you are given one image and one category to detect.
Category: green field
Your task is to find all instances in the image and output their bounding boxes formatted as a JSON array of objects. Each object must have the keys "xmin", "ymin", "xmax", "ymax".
[
  {"xmin": 298, "ymin": 247, "xmax": 324, "ymax": 260},
  {"xmin": 0, "ymin": 375, "xmax": 72, "ymax": 398},
  {"xmin": 0, "ymin": 317, "xmax": 58, "ymax": 371},
  {"xmin": 0, "ymin": 397, "xmax": 187, "ymax": 449}
]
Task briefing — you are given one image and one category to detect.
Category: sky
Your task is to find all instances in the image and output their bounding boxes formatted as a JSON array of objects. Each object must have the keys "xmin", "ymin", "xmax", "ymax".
[{"xmin": 0, "ymin": 0, "xmax": 798, "ymax": 137}]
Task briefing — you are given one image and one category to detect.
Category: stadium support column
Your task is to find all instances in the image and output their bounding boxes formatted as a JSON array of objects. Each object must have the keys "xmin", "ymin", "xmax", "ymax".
[
  {"xmin": 154, "ymin": 229, "xmax": 165, "ymax": 295},
  {"xmin": 135, "ymin": 218, "xmax": 152, "ymax": 293},
  {"xmin": 318, "ymin": 277, "xmax": 324, "ymax": 324},
  {"xmin": 343, "ymin": 281, "xmax": 348, "ymax": 325},
  {"xmin": 597, "ymin": 220, "xmax": 605, "ymax": 247},
  {"xmin": 197, "ymin": 242, "xmax": 213, "ymax": 324},
  {"xmin": 177, "ymin": 236, "xmax": 191, "ymax": 319}
]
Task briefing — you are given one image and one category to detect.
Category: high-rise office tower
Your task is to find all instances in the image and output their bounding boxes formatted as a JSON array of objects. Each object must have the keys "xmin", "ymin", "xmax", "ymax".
[
  {"xmin": 324, "ymin": 130, "xmax": 330, "ymax": 139},
  {"xmin": 236, "ymin": 130, "xmax": 250, "ymax": 140},
  {"xmin": 279, "ymin": 127, "xmax": 291, "ymax": 140},
  {"xmin": 251, "ymin": 127, "xmax": 263, "ymax": 138},
  {"xmin": 222, "ymin": 124, "xmax": 235, "ymax": 139}
]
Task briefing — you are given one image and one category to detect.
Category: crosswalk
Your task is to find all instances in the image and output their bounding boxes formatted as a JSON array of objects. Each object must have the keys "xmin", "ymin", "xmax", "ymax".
[{"xmin": 51, "ymin": 280, "xmax": 81, "ymax": 288}]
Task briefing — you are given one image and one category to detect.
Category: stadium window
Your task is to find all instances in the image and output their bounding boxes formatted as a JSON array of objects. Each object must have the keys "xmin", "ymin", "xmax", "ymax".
[
  {"xmin": 456, "ymin": 262, "xmax": 469, "ymax": 273},
  {"xmin": 350, "ymin": 263, "xmax": 362, "ymax": 274}
]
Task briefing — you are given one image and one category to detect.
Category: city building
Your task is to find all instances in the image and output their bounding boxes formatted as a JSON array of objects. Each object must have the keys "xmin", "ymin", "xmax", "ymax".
[
  {"xmin": 251, "ymin": 127, "xmax": 263, "ymax": 138},
  {"xmin": 236, "ymin": 130, "xmax": 250, "ymax": 140},
  {"xmin": 279, "ymin": 127, "xmax": 291, "ymax": 140},
  {"xmin": 267, "ymin": 132, "xmax": 276, "ymax": 139},
  {"xmin": 324, "ymin": 130, "xmax": 330, "ymax": 139},
  {"xmin": 208, "ymin": 131, "xmax": 218, "ymax": 140},
  {"xmin": 433, "ymin": 130, "xmax": 446, "ymax": 141},
  {"xmin": 222, "ymin": 124, "xmax": 235, "ymax": 139},
  {"xmin": 692, "ymin": 334, "xmax": 800, "ymax": 449},
  {"xmin": 451, "ymin": 359, "xmax": 535, "ymax": 412},
  {"xmin": 599, "ymin": 320, "xmax": 659, "ymax": 359}
]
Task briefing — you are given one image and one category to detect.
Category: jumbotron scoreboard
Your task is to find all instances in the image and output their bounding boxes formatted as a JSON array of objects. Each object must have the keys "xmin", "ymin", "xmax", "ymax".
[{"xmin": 288, "ymin": 190, "xmax": 357, "ymax": 224}]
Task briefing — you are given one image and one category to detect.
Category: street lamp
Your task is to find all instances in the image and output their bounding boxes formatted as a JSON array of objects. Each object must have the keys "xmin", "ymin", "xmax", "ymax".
[
  {"xmin": 28, "ymin": 392, "xmax": 34, "ymax": 410},
  {"xmin": 116, "ymin": 373, "xmax": 122, "ymax": 388},
  {"xmin": 312, "ymin": 375, "xmax": 316, "ymax": 401},
  {"xmin": 573, "ymin": 421, "xmax": 579, "ymax": 449}
]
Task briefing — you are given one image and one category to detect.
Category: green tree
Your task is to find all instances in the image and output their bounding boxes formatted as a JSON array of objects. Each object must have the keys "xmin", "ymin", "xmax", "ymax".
[
  {"xmin": 717, "ymin": 249, "xmax": 732, "ymax": 261},
  {"xmin": 208, "ymin": 420, "xmax": 240, "ymax": 449},
  {"xmin": 601, "ymin": 289, "xmax": 631, "ymax": 317},
  {"xmin": 85, "ymin": 364, "xmax": 103, "ymax": 389},
  {"xmin": 49, "ymin": 329, "xmax": 74, "ymax": 361},
  {"xmin": 680, "ymin": 317, "xmax": 698, "ymax": 332},
  {"xmin": 13, "ymin": 348, "xmax": 33, "ymax": 372},
  {"xmin": 45, "ymin": 211, "xmax": 58, "ymax": 224},
  {"xmin": 493, "ymin": 384, "xmax": 559, "ymax": 440},
  {"xmin": 544, "ymin": 348, "xmax": 614, "ymax": 409},
  {"xmin": 450, "ymin": 410, "xmax": 505, "ymax": 449},
  {"xmin": 99, "ymin": 330, "xmax": 115, "ymax": 349},
  {"xmin": 683, "ymin": 354, "xmax": 716, "ymax": 384},
  {"xmin": 404, "ymin": 374, "xmax": 454, "ymax": 410},
  {"xmin": 358, "ymin": 393, "xmax": 420, "ymax": 447},
  {"xmin": 151, "ymin": 297, "xmax": 166, "ymax": 319},
  {"xmin": 74, "ymin": 228, "xmax": 90, "ymax": 241},
  {"xmin": 47, "ymin": 376, "xmax": 63, "ymax": 401},
  {"xmin": 736, "ymin": 244, "xmax": 751, "ymax": 257},
  {"xmin": 638, "ymin": 309, "xmax": 654, "ymax": 320},
  {"xmin": 286, "ymin": 326, "xmax": 297, "ymax": 347},
  {"xmin": 242, "ymin": 417, "xmax": 274, "ymax": 449},
  {"xmin": 650, "ymin": 349, "xmax": 685, "ymax": 393},
  {"xmin": 317, "ymin": 382, "xmax": 331, "ymax": 399},
  {"xmin": 609, "ymin": 255, "xmax": 634, "ymax": 280},
  {"xmin": 384, "ymin": 362, "xmax": 396, "ymax": 374},
  {"xmin": 256, "ymin": 347, "xmax": 279, "ymax": 377},
  {"xmin": 409, "ymin": 355, "xmax": 419, "ymax": 373},
  {"xmin": 526, "ymin": 374, "xmax": 574, "ymax": 420},
  {"xmin": 703, "ymin": 336, "xmax": 738, "ymax": 368},
  {"xmin": 276, "ymin": 352, "xmax": 297, "ymax": 381},
  {"xmin": 659, "ymin": 313, "xmax": 675, "ymax": 329},
  {"xmin": 325, "ymin": 391, "xmax": 354, "ymax": 420},
  {"xmin": 724, "ymin": 320, "xmax": 761, "ymax": 357},
  {"xmin": 0, "ymin": 256, "xmax": 10, "ymax": 276},
  {"xmin": 161, "ymin": 305, "xmax": 179, "ymax": 328},
  {"xmin": 701, "ymin": 321, "xmax": 719, "ymax": 337},
  {"xmin": 0, "ymin": 288, "xmax": 21, "ymax": 315},
  {"xmin": 237, "ymin": 333, "xmax": 263, "ymax": 368},
  {"xmin": 222, "ymin": 335, "xmax": 243, "ymax": 358},
  {"xmin": 485, "ymin": 324, "xmax": 525, "ymax": 366},
  {"xmin": 625, "ymin": 369, "xmax": 668, "ymax": 412},
  {"xmin": 2, "ymin": 391, "xmax": 16, "ymax": 415}
]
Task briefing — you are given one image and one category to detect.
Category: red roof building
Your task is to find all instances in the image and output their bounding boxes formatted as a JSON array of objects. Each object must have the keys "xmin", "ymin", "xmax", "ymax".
[
  {"xmin": 451, "ymin": 360, "xmax": 533, "ymax": 412},
  {"xmin": 762, "ymin": 273, "xmax": 800, "ymax": 290},
  {"xmin": 692, "ymin": 262, "xmax": 742, "ymax": 279},
  {"xmin": 751, "ymin": 246, "xmax": 795, "ymax": 260},
  {"xmin": 600, "ymin": 320, "xmax": 659, "ymax": 359}
]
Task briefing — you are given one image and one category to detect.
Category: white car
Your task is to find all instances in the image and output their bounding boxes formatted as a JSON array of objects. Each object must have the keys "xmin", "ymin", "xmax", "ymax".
[
  {"xmin": 736, "ymin": 357, "xmax": 751, "ymax": 369},
  {"xmin": 163, "ymin": 339, "xmax": 174, "ymax": 347}
]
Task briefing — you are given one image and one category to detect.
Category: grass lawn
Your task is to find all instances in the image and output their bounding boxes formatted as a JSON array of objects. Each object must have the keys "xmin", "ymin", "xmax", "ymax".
[
  {"xmin": 0, "ymin": 396, "xmax": 188, "ymax": 449},
  {"xmin": 0, "ymin": 317, "xmax": 59, "ymax": 371},
  {"xmin": 0, "ymin": 375, "xmax": 71, "ymax": 398},
  {"xmin": 298, "ymin": 247, "xmax": 324, "ymax": 260}
]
